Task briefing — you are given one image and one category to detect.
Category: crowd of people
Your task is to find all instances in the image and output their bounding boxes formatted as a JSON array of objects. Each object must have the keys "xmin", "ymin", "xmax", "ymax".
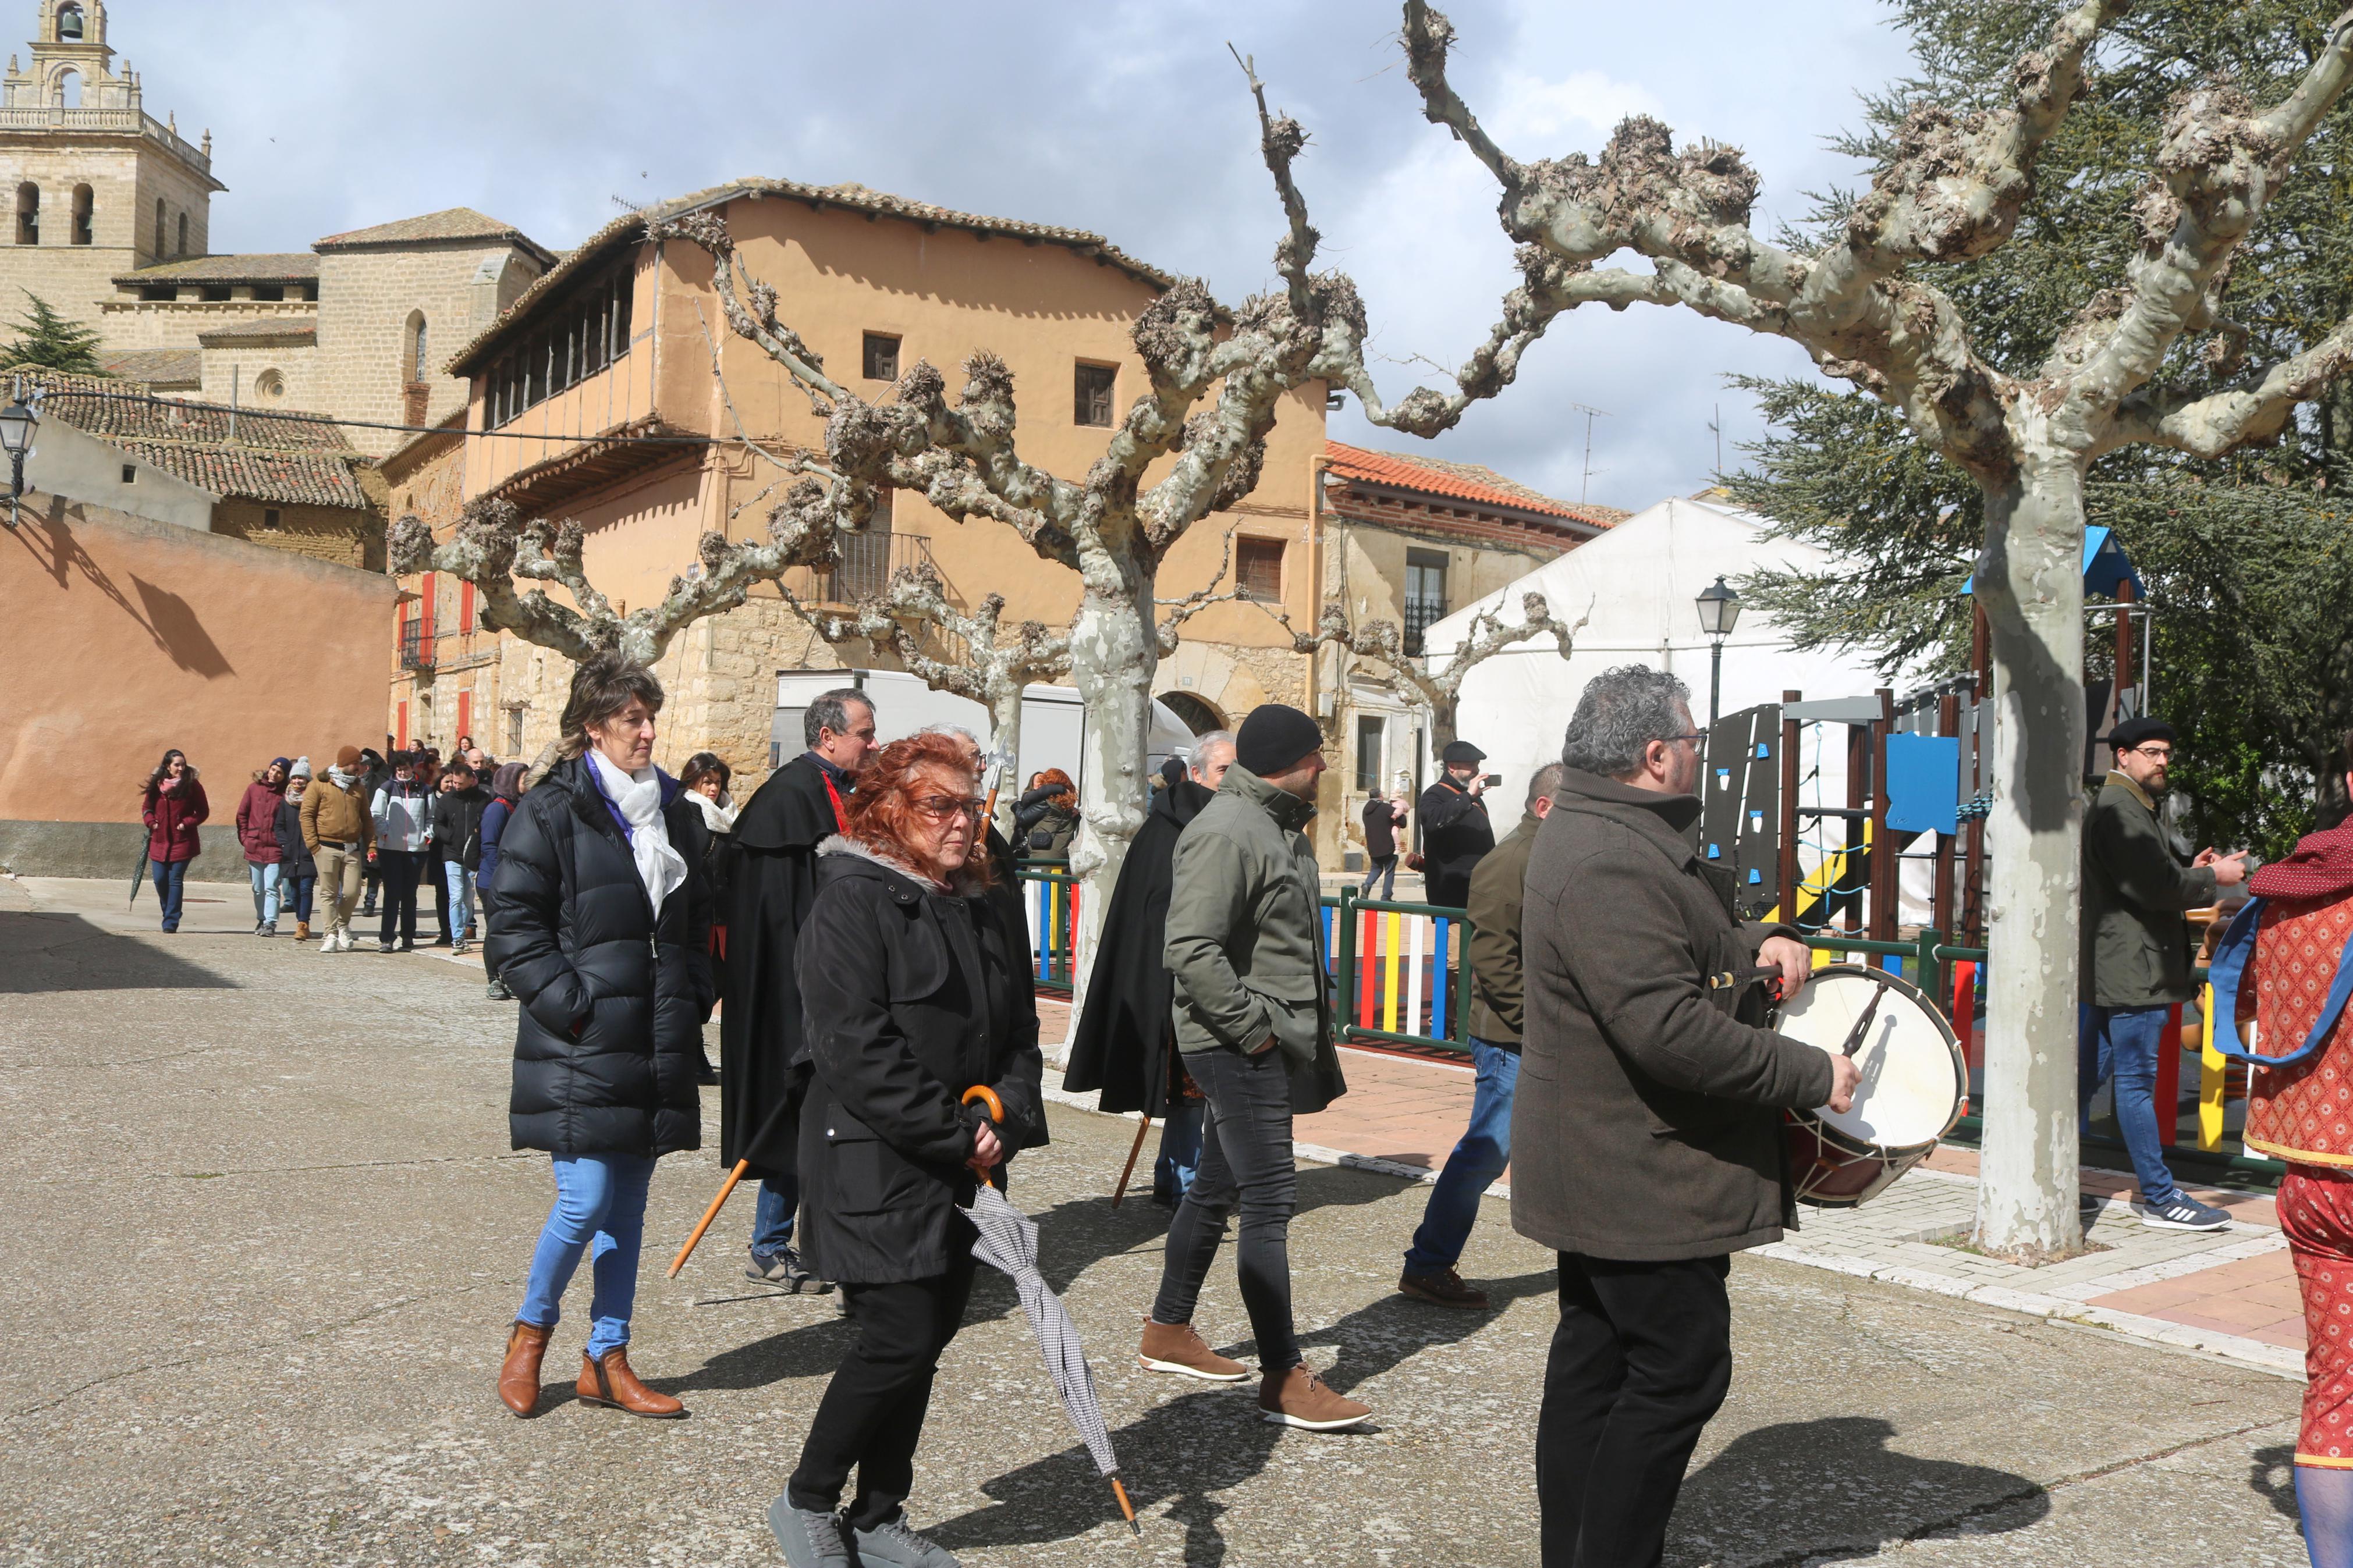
[{"xmin": 128, "ymin": 646, "xmax": 2353, "ymax": 1567}]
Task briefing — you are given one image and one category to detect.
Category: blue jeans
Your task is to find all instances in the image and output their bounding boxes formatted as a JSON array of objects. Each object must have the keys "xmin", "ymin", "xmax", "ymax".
[
  {"xmin": 2078, "ymin": 1004, "xmax": 2180, "ymax": 1208},
  {"xmin": 517, "ymin": 1153, "xmax": 656, "ymax": 1360},
  {"xmin": 443, "ymin": 863, "xmax": 475, "ymax": 942},
  {"xmin": 1359, "ymin": 855, "xmax": 1398, "ymax": 899},
  {"xmin": 753, "ymin": 1175, "xmax": 798, "ymax": 1256},
  {"xmin": 149, "ymin": 857, "xmax": 189, "ymax": 931},
  {"xmin": 1154, "ymin": 1102, "xmax": 1204, "ymax": 1203},
  {"xmin": 248, "ymin": 860, "xmax": 282, "ymax": 925},
  {"xmin": 1405, "ymin": 1037, "xmax": 1521, "ymax": 1274},
  {"xmin": 283, "ymin": 873, "xmax": 315, "ymax": 923}
]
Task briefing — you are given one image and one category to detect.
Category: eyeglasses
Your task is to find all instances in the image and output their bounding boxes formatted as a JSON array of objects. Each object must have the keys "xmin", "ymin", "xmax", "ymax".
[
  {"xmin": 912, "ymin": 794, "xmax": 986, "ymax": 823},
  {"xmin": 1665, "ymin": 733, "xmax": 1706, "ymax": 750},
  {"xmin": 2127, "ymin": 744, "xmax": 2173, "ymax": 760}
]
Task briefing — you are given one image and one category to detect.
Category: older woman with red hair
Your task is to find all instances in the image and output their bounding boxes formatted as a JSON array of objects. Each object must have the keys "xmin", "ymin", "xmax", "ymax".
[{"xmin": 768, "ymin": 732, "xmax": 1045, "ymax": 1568}]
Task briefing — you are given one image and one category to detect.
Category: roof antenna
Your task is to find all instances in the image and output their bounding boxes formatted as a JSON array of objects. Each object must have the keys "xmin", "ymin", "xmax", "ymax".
[{"xmin": 1570, "ymin": 403, "xmax": 1609, "ymax": 505}]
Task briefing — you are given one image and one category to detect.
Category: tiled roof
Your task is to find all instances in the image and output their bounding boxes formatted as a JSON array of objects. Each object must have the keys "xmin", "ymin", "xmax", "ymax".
[
  {"xmin": 1323, "ymin": 440, "xmax": 1628, "ymax": 531},
  {"xmin": 113, "ymin": 253, "xmax": 319, "ymax": 286},
  {"xmin": 195, "ymin": 316, "xmax": 318, "ymax": 347},
  {"xmin": 18, "ymin": 370, "xmax": 372, "ymax": 510},
  {"xmin": 447, "ymin": 177, "xmax": 1179, "ymax": 376},
  {"xmin": 313, "ymin": 207, "xmax": 556, "ymax": 264},
  {"xmin": 97, "ymin": 347, "xmax": 201, "ymax": 387}
]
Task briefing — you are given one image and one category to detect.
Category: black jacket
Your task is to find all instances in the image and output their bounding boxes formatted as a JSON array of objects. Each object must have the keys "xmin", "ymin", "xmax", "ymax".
[
  {"xmin": 273, "ymin": 795, "xmax": 317, "ymax": 881},
  {"xmin": 1515, "ymin": 769, "xmax": 1832, "ymax": 1261},
  {"xmin": 1062, "ymin": 777, "xmax": 1213, "ymax": 1114},
  {"xmin": 488, "ymin": 755, "xmax": 715, "ymax": 1158},
  {"xmin": 431, "ymin": 785, "xmax": 489, "ymax": 871},
  {"xmin": 1417, "ymin": 776, "xmax": 1494, "ymax": 907},
  {"xmin": 2081, "ymin": 770, "xmax": 2217, "ymax": 1007},
  {"xmin": 720, "ymin": 752, "xmax": 844, "ymax": 1178},
  {"xmin": 796, "ymin": 837, "xmax": 1046, "ymax": 1285},
  {"xmin": 1361, "ymin": 797, "xmax": 1400, "ymax": 860}
]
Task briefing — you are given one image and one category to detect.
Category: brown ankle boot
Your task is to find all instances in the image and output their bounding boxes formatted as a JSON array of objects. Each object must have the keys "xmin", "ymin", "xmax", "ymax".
[
  {"xmin": 498, "ymin": 1321, "xmax": 550, "ymax": 1417},
  {"xmin": 1258, "ymin": 1363, "xmax": 1372, "ymax": 1430},
  {"xmin": 576, "ymin": 1347, "xmax": 684, "ymax": 1418},
  {"xmin": 295, "ymin": 921, "xmax": 311, "ymax": 942}
]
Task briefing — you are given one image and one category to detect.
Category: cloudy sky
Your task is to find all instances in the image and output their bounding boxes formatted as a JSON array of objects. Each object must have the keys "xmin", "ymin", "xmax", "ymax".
[{"xmin": 105, "ymin": 0, "xmax": 1915, "ymax": 511}]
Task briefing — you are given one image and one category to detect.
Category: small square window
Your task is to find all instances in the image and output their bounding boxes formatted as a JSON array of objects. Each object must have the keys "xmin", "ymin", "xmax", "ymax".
[
  {"xmin": 263, "ymin": 509, "xmax": 282, "ymax": 531},
  {"xmin": 863, "ymin": 333, "xmax": 900, "ymax": 382},
  {"xmin": 1236, "ymin": 537, "xmax": 1284, "ymax": 602},
  {"xmin": 120, "ymin": 463, "xmax": 135, "ymax": 483},
  {"xmin": 1074, "ymin": 362, "xmax": 1117, "ymax": 428}
]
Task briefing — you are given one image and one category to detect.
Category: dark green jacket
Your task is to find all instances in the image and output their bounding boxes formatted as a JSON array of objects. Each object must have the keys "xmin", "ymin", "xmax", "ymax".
[
  {"xmin": 1163, "ymin": 765, "xmax": 1347, "ymax": 1115},
  {"xmin": 2082, "ymin": 770, "xmax": 2216, "ymax": 1008},
  {"xmin": 1466, "ymin": 810, "xmax": 1539, "ymax": 1046}
]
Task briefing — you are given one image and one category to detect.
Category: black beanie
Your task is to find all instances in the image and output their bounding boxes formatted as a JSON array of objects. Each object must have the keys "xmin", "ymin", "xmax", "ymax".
[{"xmin": 1236, "ymin": 703, "xmax": 1323, "ymax": 777}]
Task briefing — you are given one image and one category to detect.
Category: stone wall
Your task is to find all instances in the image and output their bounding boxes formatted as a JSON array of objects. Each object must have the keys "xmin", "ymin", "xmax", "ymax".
[
  {"xmin": 315, "ymin": 243, "xmax": 544, "ymax": 457},
  {"xmin": 199, "ymin": 337, "xmax": 320, "ymax": 410},
  {"xmin": 213, "ymin": 498, "xmax": 382, "ymax": 571},
  {"xmin": 96, "ymin": 296, "xmax": 310, "ymax": 350},
  {"xmin": 0, "ymin": 135, "xmax": 212, "ymax": 332}
]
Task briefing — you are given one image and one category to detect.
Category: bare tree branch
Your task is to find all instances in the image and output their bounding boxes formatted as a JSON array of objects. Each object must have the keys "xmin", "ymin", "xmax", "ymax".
[{"xmin": 1278, "ymin": 589, "xmax": 1586, "ymax": 743}]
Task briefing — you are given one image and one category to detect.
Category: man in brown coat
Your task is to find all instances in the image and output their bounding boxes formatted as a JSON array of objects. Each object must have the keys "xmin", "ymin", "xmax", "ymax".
[{"xmin": 1517, "ymin": 665, "xmax": 1855, "ymax": 1565}]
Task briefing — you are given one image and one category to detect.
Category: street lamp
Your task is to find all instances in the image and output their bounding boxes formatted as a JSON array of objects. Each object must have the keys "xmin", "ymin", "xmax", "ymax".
[
  {"xmin": 0, "ymin": 390, "xmax": 38, "ymax": 529},
  {"xmin": 1695, "ymin": 574, "xmax": 1741, "ymax": 728}
]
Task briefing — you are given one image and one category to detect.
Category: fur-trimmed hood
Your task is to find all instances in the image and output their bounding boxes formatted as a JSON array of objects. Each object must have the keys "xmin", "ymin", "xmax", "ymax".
[{"xmin": 817, "ymin": 832, "xmax": 989, "ymax": 898}]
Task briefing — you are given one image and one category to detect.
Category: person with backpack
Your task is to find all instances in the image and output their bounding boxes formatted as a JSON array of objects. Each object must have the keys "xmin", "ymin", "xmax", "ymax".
[
  {"xmin": 275, "ymin": 760, "xmax": 320, "ymax": 942},
  {"xmin": 431, "ymin": 758, "xmax": 490, "ymax": 957},
  {"xmin": 2214, "ymin": 729, "xmax": 2353, "ymax": 1565}
]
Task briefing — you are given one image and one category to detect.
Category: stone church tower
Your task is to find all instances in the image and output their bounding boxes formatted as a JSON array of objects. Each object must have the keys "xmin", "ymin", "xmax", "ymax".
[{"xmin": 0, "ymin": 0, "xmax": 221, "ymax": 332}]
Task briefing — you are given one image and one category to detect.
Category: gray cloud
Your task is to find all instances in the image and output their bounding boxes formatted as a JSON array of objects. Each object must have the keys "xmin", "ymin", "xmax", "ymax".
[{"xmin": 109, "ymin": 0, "xmax": 1910, "ymax": 509}]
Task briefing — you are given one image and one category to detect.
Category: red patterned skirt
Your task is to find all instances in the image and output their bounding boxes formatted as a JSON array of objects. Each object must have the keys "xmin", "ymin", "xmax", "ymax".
[{"xmin": 2284, "ymin": 1165, "xmax": 2353, "ymax": 1466}]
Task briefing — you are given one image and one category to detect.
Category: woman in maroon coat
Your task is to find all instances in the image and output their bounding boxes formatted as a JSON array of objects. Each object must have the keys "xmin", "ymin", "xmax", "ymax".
[{"xmin": 141, "ymin": 749, "xmax": 208, "ymax": 933}]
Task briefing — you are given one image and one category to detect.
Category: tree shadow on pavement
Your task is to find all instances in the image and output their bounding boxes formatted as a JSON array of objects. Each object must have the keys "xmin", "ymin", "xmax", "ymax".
[
  {"xmin": 0, "ymin": 912, "xmax": 237, "ymax": 993},
  {"xmin": 924, "ymin": 1266, "xmax": 1557, "ymax": 1560},
  {"xmin": 1667, "ymin": 1416, "xmax": 2047, "ymax": 1563}
]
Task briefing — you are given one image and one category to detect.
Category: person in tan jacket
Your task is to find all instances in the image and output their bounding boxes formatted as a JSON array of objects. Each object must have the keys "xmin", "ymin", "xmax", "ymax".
[{"xmin": 303, "ymin": 745, "xmax": 376, "ymax": 952}]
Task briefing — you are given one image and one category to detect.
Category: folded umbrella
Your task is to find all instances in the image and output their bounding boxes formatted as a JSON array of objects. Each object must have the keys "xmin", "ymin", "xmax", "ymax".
[
  {"xmin": 960, "ymin": 1085, "xmax": 1141, "ymax": 1541},
  {"xmin": 127, "ymin": 829, "xmax": 149, "ymax": 909}
]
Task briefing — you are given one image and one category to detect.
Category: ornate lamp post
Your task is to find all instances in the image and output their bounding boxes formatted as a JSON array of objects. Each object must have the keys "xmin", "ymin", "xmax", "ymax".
[
  {"xmin": 0, "ymin": 389, "xmax": 38, "ymax": 529},
  {"xmin": 1695, "ymin": 574, "xmax": 1741, "ymax": 729}
]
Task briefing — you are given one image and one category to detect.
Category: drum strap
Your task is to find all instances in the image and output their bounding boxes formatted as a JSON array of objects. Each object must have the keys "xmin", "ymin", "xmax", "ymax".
[{"xmin": 2208, "ymin": 897, "xmax": 2353, "ymax": 1069}]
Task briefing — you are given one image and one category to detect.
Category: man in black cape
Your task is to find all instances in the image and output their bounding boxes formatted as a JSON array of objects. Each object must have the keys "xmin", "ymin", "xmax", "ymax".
[
  {"xmin": 1062, "ymin": 730, "xmax": 1235, "ymax": 1204},
  {"xmin": 722, "ymin": 686, "xmax": 876, "ymax": 1290}
]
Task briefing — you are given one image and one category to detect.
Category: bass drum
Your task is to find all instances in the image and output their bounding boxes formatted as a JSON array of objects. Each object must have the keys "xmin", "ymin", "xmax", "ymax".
[{"xmin": 1773, "ymin": 964, "xmax": 1967, "ymax": 1208}]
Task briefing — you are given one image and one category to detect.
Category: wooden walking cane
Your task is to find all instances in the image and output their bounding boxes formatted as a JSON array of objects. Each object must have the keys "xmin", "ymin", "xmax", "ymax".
[
  {"xmin": 1109, "ymin": 1117, "xmax": 1152, "ymax": 1209},
  {"xmin": 666, "ymin": 1160, "xmax": 748, "ymax": 1278}
]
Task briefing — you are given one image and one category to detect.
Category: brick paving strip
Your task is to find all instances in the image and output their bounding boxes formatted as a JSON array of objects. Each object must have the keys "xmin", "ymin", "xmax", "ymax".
[{"xmin": 1034, "ymin": 1004, "xmax": 2310, "ymax": 1382}]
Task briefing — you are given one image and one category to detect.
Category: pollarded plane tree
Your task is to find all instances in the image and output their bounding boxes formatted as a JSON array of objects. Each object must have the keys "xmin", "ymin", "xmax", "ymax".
[
  {"xmin": 1276, "ymin": 591, "xmax": 1585, "ymax": 753},
  {"xmin": 1314, "ymin": 0, "xmax": 2353, "ymax": 1257}
]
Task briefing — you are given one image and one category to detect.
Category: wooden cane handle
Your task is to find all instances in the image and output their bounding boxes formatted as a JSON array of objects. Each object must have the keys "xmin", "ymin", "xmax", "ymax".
[{"xmin": 961, "ymin": 1084, "xmax": 1005, "ymax": 1123}]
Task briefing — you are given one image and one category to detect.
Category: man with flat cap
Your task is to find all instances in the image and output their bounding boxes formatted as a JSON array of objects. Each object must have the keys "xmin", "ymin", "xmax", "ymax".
[
  {"xmin": 1134, "ymin": 703, "xmax": 1365, "ymax": 1431},
  {"xmin": 2083, "ymin": 714, "xmax": 2248, "ymax": 1231},
  {"xmin": 1418, "ymin": 739, "xmax": 1497, "ymax": 909}
]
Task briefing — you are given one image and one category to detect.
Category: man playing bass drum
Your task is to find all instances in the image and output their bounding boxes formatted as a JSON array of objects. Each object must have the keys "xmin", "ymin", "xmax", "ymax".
[{"xmin": 1516, "ymin": 666, "xmax": 1857, "ymax": 1565}]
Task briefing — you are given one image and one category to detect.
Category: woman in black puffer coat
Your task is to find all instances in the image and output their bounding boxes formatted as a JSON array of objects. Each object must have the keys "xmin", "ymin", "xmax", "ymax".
[{"xmin": 487, "ymin": 654, "xmax": 712, "ymax": 1423}]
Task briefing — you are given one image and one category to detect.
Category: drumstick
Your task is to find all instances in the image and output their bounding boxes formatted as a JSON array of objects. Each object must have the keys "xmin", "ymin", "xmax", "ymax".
[
  {"xmin": 1706, "ymin": 965, "xmax": 1782, "ymax": 992},
  {"xmin": 1836, "ymin": 985, "xmax": 1889, "ymax": 1059}
]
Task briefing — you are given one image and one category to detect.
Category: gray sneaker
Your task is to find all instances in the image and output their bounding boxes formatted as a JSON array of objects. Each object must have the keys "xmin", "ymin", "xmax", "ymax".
[
  {"xmin": 853, "ymin": 1510, "xmax": 960, "ymax": 1568},
  {"xmin": 2142, "ymin": 1194, "xmax": 2231, "ymax": 1231},
  {"xmin": 766, "ymin": 1497, "xmax": 851, "ymax": 1567},
  {"xmin": 748, "ymin": 1245, "xmax": 833, "ymax": 1294}
]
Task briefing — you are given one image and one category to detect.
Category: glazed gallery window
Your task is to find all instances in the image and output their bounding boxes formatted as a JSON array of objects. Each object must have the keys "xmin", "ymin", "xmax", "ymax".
[
  {"xmin": 863, "ymin": 332, "xmax": 900, "ymax": 382},
  {"xmin": 1236, "ymin": 536, "xmax": 1284, "ymax": 602},
  {"xmin": 1074, "ymin": 362, "xmax": 1116, "ymax": 428},
  {"xmin": 1404, "ymin": 548, "xmax": 1449, "ymax": 656},
  {"xmin": 1355, "ymin": 714, "xmax": 1386, "ymax": 792},
  {"xmin": 484, "ymin": 259, "xmax": 634, "ymax": 429}
]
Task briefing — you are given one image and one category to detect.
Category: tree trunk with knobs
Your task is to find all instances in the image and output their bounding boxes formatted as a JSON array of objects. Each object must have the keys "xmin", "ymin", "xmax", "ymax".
[
  {"xmin": 1971, "ymin": 446, "xmax": 2090, "ymax": 1259},
  {"xmin": 1063, "ymin": 558, "xmax": 1158, "ymax": 1027}
]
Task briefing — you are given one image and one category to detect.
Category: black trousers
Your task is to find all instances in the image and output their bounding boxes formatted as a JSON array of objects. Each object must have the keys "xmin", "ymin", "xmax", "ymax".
[
  {"xmin": 376, "ymin": 849, "xmax": 423, "ymax": 947},
  {"xmin": 1151, "ymin": 1044, "xmax": 1300, "ymax": 1372},
  {"xmin": 788, "ymin": 1256, "xmax": 976, "ymax": 1530},
  {"xmin": 1538, "ymin": 1251, "xmax": 1732, "ymax": 1567}
]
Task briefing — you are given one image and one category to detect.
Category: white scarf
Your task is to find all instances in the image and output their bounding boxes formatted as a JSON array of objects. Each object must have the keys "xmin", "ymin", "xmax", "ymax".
[
  {"xmin": 589, "ymin": 750, "xmax": 689, "ymax": 916},
  {"xmin": 688, "ymin": 790, "xmax": 737, "ymax": 836}
]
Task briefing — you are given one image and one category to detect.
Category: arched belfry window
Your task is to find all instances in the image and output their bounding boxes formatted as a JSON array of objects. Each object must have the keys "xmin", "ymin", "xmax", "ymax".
[
  {"xmin": 70, "ymin": 183, "xmax": 91, "ymax": 245},
  {"xmin": 54, "ymin": 67, "xmax": 80, "ymax": 107},
  {"xmin": 16, "ymin": 184, "xmax": 38, "ymax": 247},
  {"xmin": 402, "ymin": 310, "xmax": 430, "ymax": 423},
  {"xmin": 56, "ymin": 4, "xmax": 83, "ymax": 42}
]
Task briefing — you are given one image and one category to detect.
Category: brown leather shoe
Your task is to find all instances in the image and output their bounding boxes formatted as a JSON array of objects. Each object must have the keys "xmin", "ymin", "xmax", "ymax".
[
  {"xmin": 498, "ymin": 1321, "xmax": 549, "ymax": 1417},
  {"xmin": 1138, "ymin": 1317, "xmax": 1248, "ymax": 1381},
  {"xmin": 1259, "ymin": 1364, "xmax": 1372, "ymax": 1430},
  {"xmin": 1398, "ymin": 1265, "xmax": 1491, "ymax": 1309},
  {"xmin": 576, "ymin": 1347, "xmax": 685, "ymax": 1418},
  {"xmin": 294, "ymin": 921, "xmax": 311, "ymax": 942}
]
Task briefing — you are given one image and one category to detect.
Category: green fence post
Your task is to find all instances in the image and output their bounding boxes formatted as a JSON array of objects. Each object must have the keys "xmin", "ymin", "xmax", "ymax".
[
  {"xmin": 1917, "ymin": 927, "xmax": 1944, "ymax": 1013},
  {"xmin": 1454, "ymin": 909, "xmax": 1475, "ymax": 1048}
]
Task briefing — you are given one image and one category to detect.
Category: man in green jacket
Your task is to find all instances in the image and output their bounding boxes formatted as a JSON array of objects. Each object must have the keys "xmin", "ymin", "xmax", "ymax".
[
  {"xmin": 1397, "ymin": 762, "xmax": 1566, "ymax": 1311},
  {"xmin": 1136, "ymin": 703, "xmax": 1366, "ymax": 1432},
  {"xmin": 2081, "ymin": 716, "xmax": 2247, "ymax": 1231}
]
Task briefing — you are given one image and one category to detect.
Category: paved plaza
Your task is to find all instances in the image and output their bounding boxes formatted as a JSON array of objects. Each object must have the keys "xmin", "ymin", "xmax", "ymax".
[{"xmin": 1, "ymin": 875, "xmax": 2318, "ymax": 1566}]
